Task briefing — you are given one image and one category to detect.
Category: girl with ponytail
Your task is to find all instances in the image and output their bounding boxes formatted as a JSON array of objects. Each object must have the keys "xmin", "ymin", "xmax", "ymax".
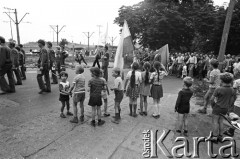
[
  {"xmin": 124, "ymin": 62, "xmax": 142, "ymax": 117},
  {"xmin": 139, "ymin": 62, "xmax": 151, "ymax": 116},
  {"xmin": 150, "ymin": 61, "xmax": 168, "ymax": 119}
]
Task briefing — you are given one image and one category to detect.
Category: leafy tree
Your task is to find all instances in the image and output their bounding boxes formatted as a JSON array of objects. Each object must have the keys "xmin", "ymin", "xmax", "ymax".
[
  {"xmin": 59, "ymin": 38, "xmax": 68, "ymax": 47},
  {"xmin": 115, "ymin": 0, "xmax": 240, "ymax": 55}
]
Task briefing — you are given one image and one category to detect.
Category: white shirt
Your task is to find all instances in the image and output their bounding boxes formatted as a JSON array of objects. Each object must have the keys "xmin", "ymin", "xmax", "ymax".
[
  {"xmin": 182, "ymin": 66, "xmax": 187, "ymax": 75},
  {"xmin": 177, "ymin": 56, "xmax": 184, "ymax": 64},
  {"xmin": 233, "ymin": 79, "xmax": 240, "ymax": 107},
  {"xmin": 187, "ymin": 56, "xmax": 197, "ymax": 64},
  {"xmin": 126, "ymin": 70, "xmax": 142, "ymax": 85}
]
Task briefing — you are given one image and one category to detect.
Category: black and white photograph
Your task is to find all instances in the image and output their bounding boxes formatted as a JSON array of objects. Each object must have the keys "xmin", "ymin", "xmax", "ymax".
[{"xmin": 0, "ymin": 0, "xmax": 240, "ymax": 158}]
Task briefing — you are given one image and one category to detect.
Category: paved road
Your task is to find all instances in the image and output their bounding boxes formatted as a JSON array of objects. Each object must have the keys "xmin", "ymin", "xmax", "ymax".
[{"xmin": 0, "ymin": 63, "xmax": 239, "ymax": 159}]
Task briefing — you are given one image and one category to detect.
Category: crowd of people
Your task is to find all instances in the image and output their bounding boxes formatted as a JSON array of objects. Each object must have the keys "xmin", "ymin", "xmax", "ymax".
[
  {"xmin": 168, "ymin": 52, "xmax": 239, "ymax": 79},
  {"xmin": 1, "ymin": 35, "xmax": 240, "ymax": 143},
  {"xmin": 0, "ymin": 36, "xmax": 26, "ymax": 94}
]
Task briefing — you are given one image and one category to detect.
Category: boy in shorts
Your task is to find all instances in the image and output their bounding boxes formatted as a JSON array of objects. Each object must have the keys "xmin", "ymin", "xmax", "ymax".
[
  {"xmin": 208, "ymin": 72, "xmax": 235, "ymax": 143},
  {"xmin": 69, "ymin": 65, "xmax": 85, "ymax": 123},
  {"xmin": 88, "ymin": 67, "xmax": 105, "ymax": 126},
  {"xmin": 100, "ymin": 70, "xmax": 110, "ymax": 117},
  {"xmin": 198, "ymin": 59, "xmax": 221, "ymax": 114},
  {"xmin": 111, "ymin": 68, "xmax": 124, "ymax": 124}
]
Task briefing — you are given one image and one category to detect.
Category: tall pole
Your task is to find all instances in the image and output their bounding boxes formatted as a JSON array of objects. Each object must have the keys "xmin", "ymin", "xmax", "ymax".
[
  {"xmin": 83, "ymin": 32, "xmax": 94, "ymax": 51},
  {"xmin": 96, "ymin": 25, "xmax": 102, "ymax": 47},
  {"xmin": 15, "ymin": 9, "xmax": 20, "ymax": 45},
  {"xmin": 218, "ymin": 0, "xmax": 236, "ymax": 72},
  {"xmin": 109, "ymin": 37, "xmax": 117, "ymax": 48},
  {"xmin": 9, "ymin": 13, "xmax": 13, "ymax": 40},
  {"xmin": 4, "ymin": 8, "xmax": 29, "ymax": 45},
  {"xmin": 57, "ymin": 25, "xmax": 59, "ymax": 45},
  {"xmin": 50, "ymin": 25, "xmax": 65, "ymax": 46}
]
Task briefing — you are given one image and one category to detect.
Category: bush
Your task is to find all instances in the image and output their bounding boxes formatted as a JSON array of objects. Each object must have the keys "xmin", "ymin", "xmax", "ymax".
[{"xmin": 192, "ymin": 79, "xmax": 209, "ymax": 98}]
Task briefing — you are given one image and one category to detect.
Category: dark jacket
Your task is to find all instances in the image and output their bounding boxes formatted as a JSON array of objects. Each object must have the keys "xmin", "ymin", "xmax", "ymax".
[
  {"xmin": 48, "ymin": 48, "xmax": 56, "ymax": 64},
  {"xmin": 102, "ymin": 51, "xmax": 109, "ymax": 67},
  {"xmin": 0, "ymin": 45, "xmax": 12, "ymax": 69},
  {"xmin": 38, "ymin": 47, "xmax": 49, "ymax": 69},
  {"xmin": 10, "ymin": 48, "xmax": 19, "ymax": 67},
  {"xmin": 175, "ymin": 88, "xmax": 193, "ymax": 111}
]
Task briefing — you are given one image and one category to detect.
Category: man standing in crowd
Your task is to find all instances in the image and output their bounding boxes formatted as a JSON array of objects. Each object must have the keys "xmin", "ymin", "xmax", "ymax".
[
  {"xmin": 55, "ymin": 46, "xmax": 61, "ymax": 77},
  {"xmin": 75, "ymin": 50, "xmax": 87, "ymax": 66},
  {"xmin": 47, "ymin": 41, "xmax": 58, "ymax": 84},
  {"xmin": 37, "ymin": 39, "xmax": 51, "ymax": 94},
  {"xmin": 18, "ymin": 44, "xmax": 26, "ymax": 80},
  {"xmin": 186, "ymin": 53, "xmax": 197, "ymax": 78},
  {"xmin": 60, "ymin": 45, "xmax": 68, "ymax": 70},
  {"xmin": 176, "ymin": 53, "xmax": 184, "ymax": 78},
  {"xmin": 92, "ymin": 45, "xmax": 101, "ymax": 68},
  {"xmin": 0, "ymin": 36, "xmax": 15, "ymax": 94},
  {"xmin": 9, "ymin": 42, "xmax": 22, "ymax": 85},
  {"xmin": 102, "ymin": 45, "xmax": 110, "ymax": 81}
]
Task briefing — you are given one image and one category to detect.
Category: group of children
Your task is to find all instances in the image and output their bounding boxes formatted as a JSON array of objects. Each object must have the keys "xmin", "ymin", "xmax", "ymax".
[
  {"xmin": 57, "ymin": 59, "xmax": 239, "ymax": 142},
  {"xmin": 57, "ymin": 60, "xmax": 170, "ymax": 126},
  {"xmin": 58, "ymin": 65, "xmax": 124, "ymax": 126}
]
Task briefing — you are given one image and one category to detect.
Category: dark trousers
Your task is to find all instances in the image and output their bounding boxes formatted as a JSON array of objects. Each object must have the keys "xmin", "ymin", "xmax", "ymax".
[
  {"xmin": 37, "ymin": 69, "xmax": 51, "ymax": 91},
  {"xmin": 50, "ymin": 63, "xmax": 58, "ymax": 84},
  {"xmin": 56, "ymin": 62, "xmax": 61, "ymax": 75},
  {"xmin": 0, "ymin": 65, "xmax": 15, "ymax": 92},
  {"xmin": 102, "ymin": 65, "xmax": 108, "ymax": 82},
  {"xmin": 51, "ymin": 69, "xmax": 58, "ymax": 84},
  {"xmin": 78, "ymin": 58, "xmax": 87, "ymax": 65},
  {"xmin": 177, "ymin": 64, "xmax": 182, "ymax": 77},
  {"xmin": 92, "ymin": 59, "xmax": 100, "ymax": 68},
  {"xmin": 20, "ymin": 64, "xmax": 26, "ymax": 79},
  {"xmin": 12, "ymin": 68, "xmax": 22, "ymax": 84}
]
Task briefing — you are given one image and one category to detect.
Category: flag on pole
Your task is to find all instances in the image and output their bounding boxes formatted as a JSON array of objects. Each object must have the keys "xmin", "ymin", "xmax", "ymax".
[
  {"xmin": 101, "ymin": 23, "xmax": 108, "ymax": 45},
  {"xmin": 114, "ymin": 20, "xmax": 134, "ymax": 69},
  {"xmin": 154, "ymin": 44, "xmax": 169, "ymax": 67}
]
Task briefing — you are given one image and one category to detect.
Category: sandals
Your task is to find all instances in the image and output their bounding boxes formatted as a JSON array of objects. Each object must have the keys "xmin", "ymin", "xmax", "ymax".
[
  {"xmin": 152, "ymin": 114, "xmax": 160, "ymax": 119},
  {"xmin": 103, "ymin": 113, "xmax": 110, "ymax": 117},
  {"xmin": 176, "ymin": 130, "xmax": 181, "ymax": 133}
]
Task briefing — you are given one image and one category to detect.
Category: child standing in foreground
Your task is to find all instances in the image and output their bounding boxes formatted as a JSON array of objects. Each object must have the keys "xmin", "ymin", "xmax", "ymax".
[
  {"xmin": 100, "ymin": 70, "xmax": 110, "ymax": 117},
  {"xmin": 69, "ymin": 65, "xmax": 85, "ymax": 123},
  {"xmin": 223, "ymin": 71, "xmax": 240, "ymax": 137},
  {"xmin": 59, "ymin": 71, "xmax": 73, "ymax": 118},
  {"xmin": 175, "ymin": 77, "xmax": 193, "ymax": 136},
  {"xmin": 150, "ymin": 61, "xmax": 168, "ymax": 119},
  {"xmin": 124, "ymin": 62, "xmax": 142, "ymax": 117},
  {"xmin": 111, "ymin": 67, "xmax": 124, "ymax": 124},
  {"xmin": 88, "ymin": 67, "xmax": 105, "ymax": 126},
  {"xmin": 209, "ymin": 72, "xmax": 235, "ymax": 143},
  {"xmin": 139, "ymin": 62, "xmax": 151, "ymax": 116},
  {"xmin": 181, "ymin": 62, "xmax": 187, "ymax": 78}
]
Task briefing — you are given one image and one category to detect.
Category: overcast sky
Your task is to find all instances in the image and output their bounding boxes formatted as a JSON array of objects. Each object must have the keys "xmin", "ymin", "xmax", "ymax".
[{"xmin": 0, "ymin": 0, "xmax": 229, "ymax": 46}]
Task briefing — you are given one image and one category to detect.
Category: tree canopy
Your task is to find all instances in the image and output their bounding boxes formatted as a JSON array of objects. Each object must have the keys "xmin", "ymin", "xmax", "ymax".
[
  {"xmin": 59, "ymin": 38, "xmax": 69, "ymax": 47},
  {"xmin": 114, "ymin": 0, "xmax": 240, "ymax": 55}
]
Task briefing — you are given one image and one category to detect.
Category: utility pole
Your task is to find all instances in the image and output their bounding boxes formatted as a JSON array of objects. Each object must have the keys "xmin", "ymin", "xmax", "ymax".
[
  {"xmin": 4, "ymin": 7, "xmax": 29, "ymax": 45},
  {"xmin": 50, "ymin": 25, "xmax": 65, "ymax": 46},
  {"xmin": 83, "ymin": 32, "xmax": 94, "ymax": 51},
  {"xmin": 218, "ymin": 0, "xmax": 236, "ymax": 72},
  {"xmin": 96, "ymin": 25, "xmax": 102, "ymax": 46},
  {"xmin": 3, "ymin": 8, "xmax": 13, "ymax": 40},
  {"xmin": 109, "ymin": 36, "xmax": 117, "ymax": 48},
  {"xmin": 3, "ymin": 20, "xmax": 13, "ymax": 40}
]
